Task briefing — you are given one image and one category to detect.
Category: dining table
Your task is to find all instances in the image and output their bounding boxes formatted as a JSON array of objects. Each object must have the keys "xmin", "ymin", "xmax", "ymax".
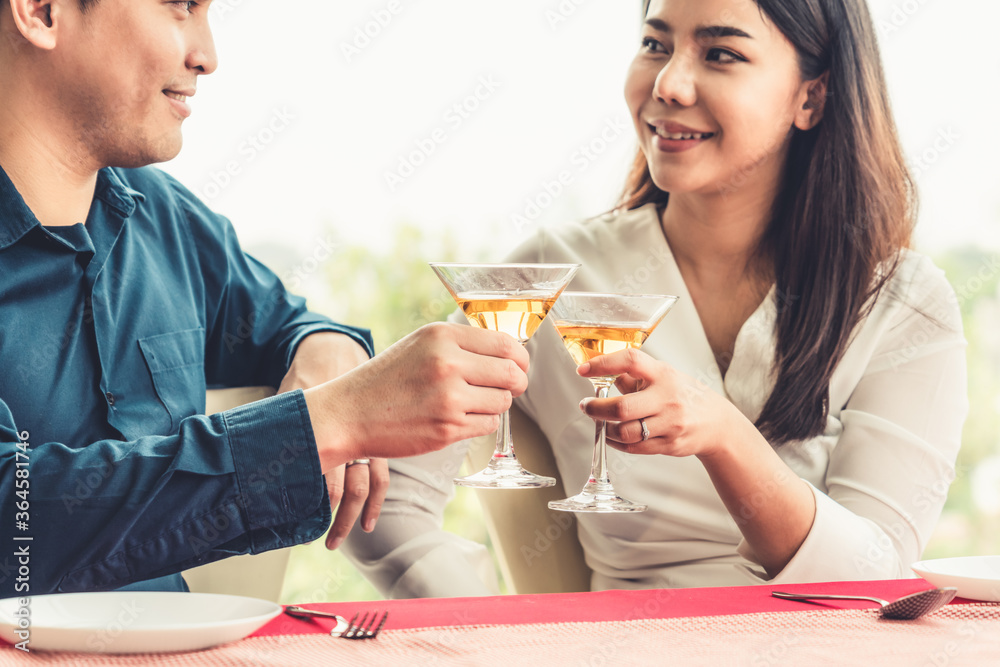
[{"xmin": 1, "ymin": 578, "xmax": 998, "ymax": 666}]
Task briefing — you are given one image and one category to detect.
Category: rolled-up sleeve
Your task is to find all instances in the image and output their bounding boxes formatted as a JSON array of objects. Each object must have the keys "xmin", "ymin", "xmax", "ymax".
[{"xmin": 738, "ymin": 258, "xmax": 968, "ymax": 583}]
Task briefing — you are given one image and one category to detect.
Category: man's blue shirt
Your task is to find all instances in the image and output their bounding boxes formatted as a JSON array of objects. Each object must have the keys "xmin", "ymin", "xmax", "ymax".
[{"xmin": 0, "ymin": 164, "xmax": 374, "ymax": 596}]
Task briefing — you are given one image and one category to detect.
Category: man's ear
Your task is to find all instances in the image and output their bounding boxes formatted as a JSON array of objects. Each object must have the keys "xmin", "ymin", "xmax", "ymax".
[
  {"xmin": 793, "ymin": 71, "xmax": 829, "ymax": 132},
  {"xmin": 6, "ymin": 0, "xmax": 61, "ymax": 51}
]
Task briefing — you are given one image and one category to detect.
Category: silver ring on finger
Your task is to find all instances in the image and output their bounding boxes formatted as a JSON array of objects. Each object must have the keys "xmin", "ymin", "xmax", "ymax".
[
  {"xmin": 639, "ymin": 418, "xmax": 650, "ymax": 442},
  {"xmin": 346, "ymin": 458, "xmax": 371, "ymax": 467}
]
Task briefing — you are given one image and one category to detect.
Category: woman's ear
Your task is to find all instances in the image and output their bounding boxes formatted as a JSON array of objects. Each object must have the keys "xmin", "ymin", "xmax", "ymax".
[{"xmin": 793, "ymin": 71, "xmax": 829, "ymax": 131}]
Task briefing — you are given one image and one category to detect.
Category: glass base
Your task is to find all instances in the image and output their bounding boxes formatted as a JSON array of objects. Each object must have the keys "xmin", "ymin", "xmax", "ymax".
[
  {"xmin": 548, "ymin": 480, "xmax": 646, "ymax": 513},
  {"xmin": 454, "ymin": 461, "xmax": 556, "ymax": 489}
]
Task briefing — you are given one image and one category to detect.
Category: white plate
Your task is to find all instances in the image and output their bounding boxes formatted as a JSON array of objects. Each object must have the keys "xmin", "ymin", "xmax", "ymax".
[
  {"xmin": 912, "ymin": 556, "xmax": 1000, "ymax": 602},
  {"xmin": 0, "ymin": 591, "xmax": 281, "ymax": 653}
]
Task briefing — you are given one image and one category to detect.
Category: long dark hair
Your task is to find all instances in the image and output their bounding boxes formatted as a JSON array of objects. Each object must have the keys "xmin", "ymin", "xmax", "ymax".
[{"xmin": 625, "ymin": 0, "xmax": 915, "ymax": 443}]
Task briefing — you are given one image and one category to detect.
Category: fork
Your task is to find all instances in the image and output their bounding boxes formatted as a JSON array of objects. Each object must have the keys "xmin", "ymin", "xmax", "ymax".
[{"xmin": 340, "ymin": 611, "xmax": 389, "ymax": 640}]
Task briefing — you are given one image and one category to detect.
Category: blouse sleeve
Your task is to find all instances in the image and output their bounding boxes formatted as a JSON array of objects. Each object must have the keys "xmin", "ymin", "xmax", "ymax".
[{"xmin": 739, "ymin": 256, "xmax": 969, "ymax": 583}]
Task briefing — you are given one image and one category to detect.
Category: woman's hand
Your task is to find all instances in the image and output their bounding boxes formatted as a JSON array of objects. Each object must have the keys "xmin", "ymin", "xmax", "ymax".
[
  {"xmin": 577, "ymin": 348, "xmax": 736, "ymax": 460},
  {"xmin": 578, "ymin": 347, "xmax": 817, "ymax": 577}
]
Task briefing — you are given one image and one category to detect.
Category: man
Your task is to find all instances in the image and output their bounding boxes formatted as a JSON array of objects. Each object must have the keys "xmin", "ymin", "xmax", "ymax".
[{"xmin": 0, "ymin": 0, "xmax": 528, "ymax": 596}]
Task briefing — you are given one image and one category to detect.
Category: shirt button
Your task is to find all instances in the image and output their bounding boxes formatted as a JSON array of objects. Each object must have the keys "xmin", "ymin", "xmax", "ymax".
[{"xmin": 105, "ymin": 392, "xmax": 116, "ymax": 406}]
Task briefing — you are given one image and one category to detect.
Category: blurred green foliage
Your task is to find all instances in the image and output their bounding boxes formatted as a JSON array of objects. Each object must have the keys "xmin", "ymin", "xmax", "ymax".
[
  {"xmin": 923, "ymin": 248, "xmax": 1000, "ymax": 558},
  {"xmin": 306, "ymin": 223, "xmax": 470, "ymax": 353},
  {"xmin": 277, "ymin": 223, "xmax": 1000, "ymax": 604}
]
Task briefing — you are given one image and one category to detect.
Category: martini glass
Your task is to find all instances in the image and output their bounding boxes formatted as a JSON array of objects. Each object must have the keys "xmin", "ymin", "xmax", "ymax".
[
  {"xmin": 548, "ymin": 292, "xmax": 678, "ymax": 512},
  {"xmin": 430, "ymin": 262, "xmax": 580, "ymax": 488}
]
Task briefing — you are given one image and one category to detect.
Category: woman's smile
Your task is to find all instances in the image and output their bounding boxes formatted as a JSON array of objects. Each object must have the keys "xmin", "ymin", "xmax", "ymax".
[{"xmin": 646, "ymin": 120, "xmax": 717, "ymax": 153}]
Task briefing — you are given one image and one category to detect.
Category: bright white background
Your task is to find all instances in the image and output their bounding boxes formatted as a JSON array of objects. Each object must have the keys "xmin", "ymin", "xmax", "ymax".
[{"xmin": 162, "ymin": 0, "xmax": 1000, "ymax": 262}]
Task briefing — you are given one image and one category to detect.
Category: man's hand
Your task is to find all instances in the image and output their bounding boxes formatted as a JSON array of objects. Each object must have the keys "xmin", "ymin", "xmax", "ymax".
[
  {"xmin": 278, "ymin": 332, "xmax": 388, "ymax": 551},
  {"xmin": 303, "ymin": 322, "xmax": 529, "ymax": 467}
]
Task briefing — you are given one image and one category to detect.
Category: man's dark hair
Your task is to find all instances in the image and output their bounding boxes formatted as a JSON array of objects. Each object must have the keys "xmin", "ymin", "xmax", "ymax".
[{"xmin": 79, "ymin": 0, "xmax": 101, "ymax": 12}]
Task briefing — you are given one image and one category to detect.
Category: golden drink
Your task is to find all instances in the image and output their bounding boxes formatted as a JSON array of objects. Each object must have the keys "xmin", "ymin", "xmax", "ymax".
[
  {"xmin": 556, "ymin": 324, "xmax": 651, "ymax": 372},
  {"xmin": 458, "ymin": 293, "xmax": 557, "ymax": 342}
]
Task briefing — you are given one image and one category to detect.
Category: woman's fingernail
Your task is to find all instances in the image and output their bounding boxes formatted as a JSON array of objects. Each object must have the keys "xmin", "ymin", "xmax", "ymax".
[
  {"xmin": 364, "ymin": 518, "xmax": 376, "ymax": 532},
  {"xmin": 328, "ymin": 536, "xmax": 344, "ymax": 551},
  {"xmin": 578, "ymin": 362, "xmax": 591, "ymax": 374}
]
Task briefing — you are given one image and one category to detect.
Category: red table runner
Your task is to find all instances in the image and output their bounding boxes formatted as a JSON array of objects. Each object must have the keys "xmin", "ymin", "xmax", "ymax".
[
  {"xmin": 255, "ymin": 578, "xmax": 958, "ymax": 636},
  {"xmin": 2, "ymin": 579, "xmax": 996, "ymax": 665}
]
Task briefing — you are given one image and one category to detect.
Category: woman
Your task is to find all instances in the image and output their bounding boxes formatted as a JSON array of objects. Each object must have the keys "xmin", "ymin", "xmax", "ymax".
[{"xmin": 344, "ymin": 0, "xmax": 967, "ymax": 595}]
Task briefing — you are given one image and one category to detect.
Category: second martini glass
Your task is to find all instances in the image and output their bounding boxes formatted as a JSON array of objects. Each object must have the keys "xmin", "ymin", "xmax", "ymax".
[
  {"xmin": 548, "ymin": 292, "xmax": 678, "ymax": 512},
  {"xmin": 430, "ymin": 262, "xmax": 580, "ymax": 489}
]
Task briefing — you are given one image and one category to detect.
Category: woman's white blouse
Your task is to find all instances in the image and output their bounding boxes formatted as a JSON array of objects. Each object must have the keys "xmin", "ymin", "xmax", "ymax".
[{"xmin": 342, "ymin": 204, "xmax": 969, "ymax": 597}]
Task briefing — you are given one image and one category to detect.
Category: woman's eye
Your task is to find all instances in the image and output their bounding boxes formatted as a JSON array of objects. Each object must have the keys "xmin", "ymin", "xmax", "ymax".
[
  {"xmin": 172, "ymin": 1, "xmax": 197, "ymax": 12},
  {"xmin": 641, "ymin": 37, "xmax": 668, "ymax": 55},
  {"xmin": 706, "ymin": 48, "xmax": 745, "ymax": 64}
]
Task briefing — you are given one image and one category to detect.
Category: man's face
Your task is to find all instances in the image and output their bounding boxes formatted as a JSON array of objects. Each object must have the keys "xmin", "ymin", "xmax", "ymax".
[{"xmin": 53, "ymin": 0, "xmax": 217, "ymax": 168}]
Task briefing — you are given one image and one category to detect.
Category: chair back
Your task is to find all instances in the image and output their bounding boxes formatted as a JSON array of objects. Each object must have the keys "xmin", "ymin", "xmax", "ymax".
[
  {"xmin": 182, "ymin": 387, "xmax": 291, "ymax": 603},
  {"xmin": 465, "ymin": 404, "xmax": 592, "ymax": 594}
]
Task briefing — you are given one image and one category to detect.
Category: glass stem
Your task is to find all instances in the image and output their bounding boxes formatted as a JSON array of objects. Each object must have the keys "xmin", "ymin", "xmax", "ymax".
[
  {"xmin": 590, "ymin": 383, "xmax": 612, "ymax": 484},
  {"xmin": 493, "ymin": 408, "xmax": 515, "ymax": 461},
  {"xmin": 491, "ymin": 339, "xmax": 525, "ymax": 464}
]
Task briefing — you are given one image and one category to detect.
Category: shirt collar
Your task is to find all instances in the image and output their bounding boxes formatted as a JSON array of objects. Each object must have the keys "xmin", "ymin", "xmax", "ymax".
[
  {"xmin": 95, "ymin": 167, "xmax": 146, "ymax": 217},
  {"xmin": 0, "ymin": 162, "xmax": 39, "ymax": 250},
  {"xmin": 0, "ymin": 163, "xmax": 146, "ymax": 251}
]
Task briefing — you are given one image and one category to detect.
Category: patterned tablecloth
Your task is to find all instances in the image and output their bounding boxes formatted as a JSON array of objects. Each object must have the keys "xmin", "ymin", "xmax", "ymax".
[{"xmin": 2, "ymin": 580, "xmax": 998, "ymax": 665}]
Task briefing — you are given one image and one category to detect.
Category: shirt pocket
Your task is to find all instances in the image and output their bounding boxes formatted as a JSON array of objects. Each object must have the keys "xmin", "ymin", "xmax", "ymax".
[{"xmin": 139, "ymin": 328, "xmax": 207, "ymax": 432}]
